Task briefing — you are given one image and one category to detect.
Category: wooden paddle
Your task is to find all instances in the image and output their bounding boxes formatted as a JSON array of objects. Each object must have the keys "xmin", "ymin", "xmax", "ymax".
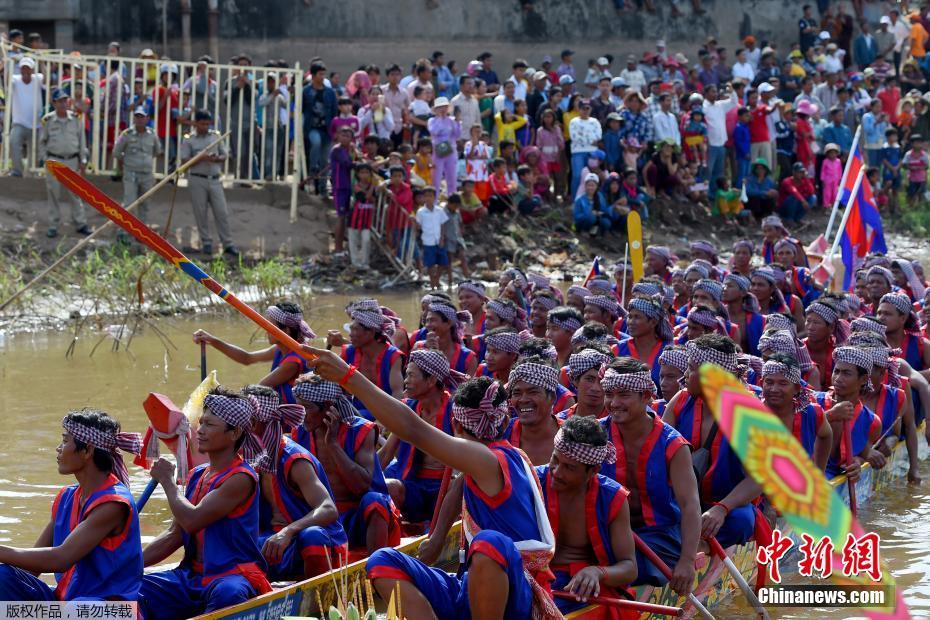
[
  {"xmin": 551, "ymin": 590, "xmax": 683, "ymax": 616},
  {"xmin": 843, "ymin": 419, "xmax": 858, "ymax": 517},
  {"xmin": 632, "ymin": 532, "xmax": 715, "ymax": 620},
  {"xmin": 705, "ymin": 536, "xmax": 770, "ymax": 620}
]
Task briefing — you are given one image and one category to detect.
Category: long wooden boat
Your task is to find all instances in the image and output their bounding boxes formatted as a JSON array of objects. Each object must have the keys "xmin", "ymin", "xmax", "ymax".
[{"xmin": 195, "ymin": 424, "xmax": 927, "ymax": 620}]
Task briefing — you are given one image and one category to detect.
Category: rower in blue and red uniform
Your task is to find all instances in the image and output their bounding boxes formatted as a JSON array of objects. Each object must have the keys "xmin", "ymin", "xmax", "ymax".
[
  {"xmin": 557, "ymin": 348, "xmax": 611, "ymax": 419},
  {"xmin": 547, "ymin": 306, "xmax": 585, "ymax": 369},
  {"xmin": 518, "ymin": 336, "xmax": 577, "ymax": 413},
  {"xmin": 760, "ymin": 215, "xmax": 809, "ymax": 267},
  {"xmin": 662, "ymin": 335, "xmax": 759, "ymax": 549},
  {"xmin": 814, "ymin": 347, "xmax": 885, "ymax": 480},
  {"xmin": 645, "ymin": 245, "xmax": 676, "ymax": 284},
  {"xmin": 723, "ymin": 274, "xmax": 766, "ymax": 356},
  {"xmin": 383, "ymin": 350, "xmax": 459, "ymax": 524},
  {"xmin": 503, "ymin": 358, "xmax": 564, "ymax": 465},
  {"xmin": 584, "ymin": 294, "xmax": 625, "ymax": 334},
  {"xmin": 457, "ymin": 280, "xmax": 489, "ymax": 361},
  {"xmin": 654, "ymin": 345, "xmax": 689, "ymax": 413},
  {"xmin": 529, "ymin": 290, "xmax": 560, "ymax": 340},
  {"xmin": 803, "ymin": 299, "xmax": 849, "ymax": 391},
  {"xmin": 193, "ymin": 302, "xmax": 315, "ymax": 403},
  {"xmin": 617, "ymin": 297, "xmax": 672, "ymax": 388},
  {"xmin": 760, "ymin": 354, "xmax": 832, "ymax": 470},
  {"xmin": 877, "ymin": 292, "xmax": 930, "ymax": 428},
  {"xmin": 413, "ymin": 299, "xmax": 479, "ymax": 376},
  {"xmin": 0, "ymin": 410, "xmax": 143, "ymax": 603},
  {"xmin": 475, "ymin": 327, "xmax": 525, "ymax": 383},
  {"xmin": 331, "ymin": 300, "xmax": 405, "ymax": 420},
  {"xmin": 598, "ymin": 359, "xmax": 700, "ymax": 594},
  {"xmin": 773, "ymin": 239, "xmax": 822, "ymax": 307},
  {"xmin": 242, "ymin": 385, "xmax": 348, "ymax": 579},
  {"xmin": 140, "ymin": 389, "xmax": 272, "ymax": 618},
  {"xmin": 291, "ymin": 377, "xmax": 401, "ymax": 555},
  {"xmin": 537, "ymin": 416, "xmax": 638, "ymax": 617}
]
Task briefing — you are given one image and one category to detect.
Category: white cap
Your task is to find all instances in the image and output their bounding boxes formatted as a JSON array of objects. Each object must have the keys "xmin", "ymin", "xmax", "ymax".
[
  {"xmin": 657, "ymin": 39, "xmax": 666, "ymax": 47},
  {"xmin": 584, "ymin": 172, "xmax": 600, "ymax": 184},
  {"xmin": 758, "ymin": 82, "xmax": 776, "ymax": 93},
  {"xmin": 880, "ymin": 15, "xmax": 892, "ymax": 25},
  {"xmin": 18, "ymin": 57, "xmax": 35, "ymax": 70},
  {"xmin": 533, "ymin": 70, "xmax": 547, "ymax": 82},
  {"xmin": 818, "ymin": 30, "xmax": 831, "ymax": 40},
  {"xmin": 266, "ymin": 71, "xmax": 279, "ymax": 81},
  {"xmin": 597, "ymin": 56, "xmax": 609, "ymax": 65}
]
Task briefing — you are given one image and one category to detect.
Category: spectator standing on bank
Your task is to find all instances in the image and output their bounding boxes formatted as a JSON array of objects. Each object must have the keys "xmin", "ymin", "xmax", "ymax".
[
  {"xmin": 113, "ymin": 106, "xmax": 163, "ymax": 228},
  {"xmin": 180, "ymin": 110, "xmax": 237, "ymax": 257},
  {"xmin": 302, "ymin": 62, "xmax": 338, "ymax": 194},
  {"xmin": 225, "ymin": 54, "xmax": 257, "ymax": 182},
  {"xmin": 258, "ymin": 71, "xmax": 290, "ymax": 180},
  {"xmin": 39, "ymin": 89, "xmax": 88, "ymax": 238},
  {"xmin": 568, "ymin": 99, "xmax": 602, "ymax": 196},
  {"xmin": 9, "ymin": 57, "xmax": 44, "ymax": 177}
]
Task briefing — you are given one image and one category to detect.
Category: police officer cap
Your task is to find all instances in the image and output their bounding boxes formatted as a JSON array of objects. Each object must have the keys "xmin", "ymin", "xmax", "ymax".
[
  {"xmin": 133, "ymin": 106, "xmax": 149, "ymax": 116},
  {"xmin": 51, "ymin": 89, "xmax": 68, "ymax": 101},
  {"xmin": 194, "ymin": 110, "xmax": 213, "ymax": 122}
]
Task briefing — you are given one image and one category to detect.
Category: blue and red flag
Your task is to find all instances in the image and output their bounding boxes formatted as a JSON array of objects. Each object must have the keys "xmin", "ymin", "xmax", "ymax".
[
  {"xmin": 838, "ymin": 146, "xmax": 886, "ymax": 290},
  {"xmin": 583, "ymin": 256, "xmax": 602, "ymax": 286}
]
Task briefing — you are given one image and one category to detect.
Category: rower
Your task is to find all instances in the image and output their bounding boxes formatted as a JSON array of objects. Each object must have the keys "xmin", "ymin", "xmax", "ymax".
[
  {"xmin": 476, "ymin": 327, "xmax": 525, "ymax": 382},
  {"xmin": 566, "ymin": 284, "xmax": 592, "ymax": 313},
  {"xmin": 457, "ymin": 280, "xmax": 489, "ymax": 361},
  {"xmin": 584, "ymin": 295, "xmax": 625, "ymax": 331},
  {"xmin": 486, "ymin": 297, "xmax": 529, "ymax": 332},
  {"xmin": 587, "ymin": 277, "xmax": 615, "ymax": 299},
  {"xmin": 538, "ymin": 416, "xmax": 638, "ymax": 615},
  {"xmin": 383, "ymin": 350, "xmax": 457, "ymax": 524},
  {"xmin": 304, "ymin": 358, "xmax": 555, "ymax": 619},
  {"xmin": 572, "ymin": 321, "xmax": 622, "ymax": 357},
  {"xmin": 0, "ymin": 410, "xmax": 142, "ymax": 602},
  {"xmin": 328, "ymin": 300, "xmax": 405, "ymax": 419},
  {"xmin": 759, "ymin": 327, "xmax": 821, "ymax": 389},
  {"xmin": 414, "ymin": 299, "xmax": 479, "ymax": 376},
  {"xmin": 675, "ymin": 304, "xmax": 730, "ymax": 345},
  {"xmin": 760, "ymin": 354, "xmax": 832, "ymax": 470},
  {"xmin": 193, "ymin": 302, "xmax": 314, "ymax": 403},
  {"xmin": 803, "ymin": 299, "xmax": 850, "ymax": 391},
  {"xmin": 729, "ymin": 240, "xmax": 754, "ymax": 278},
  {"xmin": 519, "ymin": 337, "xmax": 577, "ymax": 413},
  {"xmin": 599, "ymin": 358, "xmax": 700, "ymax": 594},
  {"xmin": 140, "ymin": 388, "xmax": 271, "ymax": 618},
  {"xmin": 612, "ymin": 261, "xmax": 635, "ymax": 305},
  {"xmin": 663, "ymin": 335, "xmax": 760, "ymax": 550},
  {"xmin": 876, "ymin": 292, "xmax": 930, "ymax": 431},
  {"xmin": 291, "ymin": 377, "xmax": 401, "ymax": 554},
  {"xmin": 410, "ymin": 292, "xmax": 453, "ymax": 349},
  {"xmin": 504, "ymin": 357, "xmax": 564, "ymax": 465},
  {"xmin": 617, "ymin": 297, "xmax": 673, "ymax": 387},
  {"xmin": 558, "ymin": 348, "xmax": 612, "ymax": 419},
  {"xmin": 723, "ymin": 273, "xmax": 765, "ymax": 356},
  {"xmin": 814, "ymin": 347, "xmax": 884, "ymax": 480},
  {"xmin": 772, "ymin": 238, "xmax": 822, "ymax": 306},
  {"xmin": 655, "ymin": 344, "xmax": 689, "ymax": 413},
  {"xmin": 671, "ymin": 269, "xmax": 689, "ymax": 312},
  {"xmin": 865, "ymin": 266, "xmax": 895, "ymax": 314},
  {"xmin": 645, "ymin": 245, "xmax": 676, "ymax": 284},
  {"xmin": 529, "ymin": 290, "xmax": 560, "ymax": 339},
  {"xmin": 499, "ymin": 266, "xmax": 532, "ymax": 309},
  {"xmin": 243, "ymin": 385, "xmax": 347, "ymax": 579},
  {"xmin": 689, "ymin": 240, "xmax": 725, "ymax": 279},
  {"xmin": 546, "ymin": 305, "xmax": 585, "ymax": 368},
  {"xmin": 890, "ymin": 258, "xmax": 927, "ymax": 303},
  {"xmin": 751, "ymin": 267, "xmax": 806, "ymax": 334},
  {"xmin": 760, "ymin": 215, "xmax": 808, "ymax": 267}
]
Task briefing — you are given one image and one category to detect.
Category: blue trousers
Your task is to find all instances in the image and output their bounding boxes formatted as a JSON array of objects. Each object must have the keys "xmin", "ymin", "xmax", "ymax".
[
  {"xmin": 633, "ymin": 524, "xmax": 682, "ymax": 587},
  {"xmin": 570, "ymin": 151, "xmax": 590, "ymax": 196},
  {"xmin": 735, "ymin": 157, "xmax": 751, "ymax": 191},
  {"xmin": 0, "ymin": 564, "xmax": 57, "ymax": 600},
  {"xmin": 366, "ymin": 530, "xmax": 533, "ymax": 620},
  {"xmin": 778, "ymin": 195, "xmax": 814, "ymax": 224},
  {"xmin": 575, "ymin": 213, "xmax": 612, "ymax": 233},
  {"xmin": 340, "ymin": 490, "xmax": 394, "ymax": 548},
  {"xmin": 139, "ymin": 566, "xmax": 256, "ymax": 620},
  {"xmin": 708, "ymin": 503, "xmax": 756, "ymax": 548},
  {"xmin": 707, "ymin": 145, "xmax": 727, "ymax": 197},
  {"xmin": 258, "ymin": 525, "xmax": 347, "ymax": 579}
]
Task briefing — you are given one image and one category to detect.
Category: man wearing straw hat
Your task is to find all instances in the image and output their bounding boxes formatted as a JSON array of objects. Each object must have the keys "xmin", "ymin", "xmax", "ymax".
[
  {"xmin": 39, "ymin": 88, "xmax": 89, "ymax": 238},
  {"xmin": 114, "ymin": 106, "xmax": 163, "ymax": 228}
]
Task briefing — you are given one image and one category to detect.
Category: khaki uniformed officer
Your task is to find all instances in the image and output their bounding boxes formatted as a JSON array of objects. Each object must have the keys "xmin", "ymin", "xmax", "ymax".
[
  {"xmin": 179, "ymin": 110, "xmax": 238, "ymax": 257},
  {"xmin": 39, "ymin": 89, "xmax": 89, "ymax": 238},
  {"xmin": 113, "ymin": 106, "xmax": 163, "ymax": 225}
]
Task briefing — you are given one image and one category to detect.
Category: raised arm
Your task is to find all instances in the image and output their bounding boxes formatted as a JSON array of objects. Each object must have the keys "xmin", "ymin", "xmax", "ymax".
[{"xmin": 192, "ymin": 329, "xmax": 276, "ymax": 365}]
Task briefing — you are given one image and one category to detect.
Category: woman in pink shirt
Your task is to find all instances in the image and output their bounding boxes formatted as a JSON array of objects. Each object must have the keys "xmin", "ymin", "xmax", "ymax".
[
  {"xmin": 820, "ymin": 143, "xmax": 843, "ymax": 207},
  {"xmin": 534, "ymin": 109, "xmax": 565, "ymax": 197}
]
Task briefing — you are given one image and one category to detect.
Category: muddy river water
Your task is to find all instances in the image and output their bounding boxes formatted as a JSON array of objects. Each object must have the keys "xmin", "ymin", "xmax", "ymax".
[{"xmin": 0, "ymin": 288, "xmax": 927, "ymax": 618}]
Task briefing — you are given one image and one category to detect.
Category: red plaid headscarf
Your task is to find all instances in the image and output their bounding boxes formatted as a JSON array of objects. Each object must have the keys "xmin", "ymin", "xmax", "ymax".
[
  {"xmin": 567, "ymin": 348, "xmax": 611, "ymax": 381},
  {"xmin": 600, "ymin": 367, "xmax": 656, "ymax": 394},
  {"xmin": 806, "ymin": 302, "xmax": 850, "ymax": 344},
  {"xmin": 293, "ymin": 377, "xmax": 358, "ymax": 422},
  {"xmin": 487, "ymin": 298, "xmax": 528, "ymax": 331},
  {"xmin": 485, "ymin": 329, "xmax": 531, "ymax": 354},
  {"xmin": 248, "ymin": 388, "xmax": 306, "ymax": 473},
  {"xmin": 451, "ymin": 381, "xmax": 509, "ymax": 440},
  {"xmin": 409, "ymin": 348, "xmax": 466, "ymax": 390},
  {"xmin": 267, "ymin": 305, "xmax": 316, "ymax": 341},
  {"xmin": 832, "ymin": 346, "xmax": 874, "ymax": 393},
  {"xmin": 203, "ymin": 393, "xmax": 267, "ymax": 466},
  {"xmin": 554, "ymin": 427, "xmax": 617, "ymax": 465},
  {"xmin": 62, "ymin": 415, "xmax": 142, "ymax": 487}
]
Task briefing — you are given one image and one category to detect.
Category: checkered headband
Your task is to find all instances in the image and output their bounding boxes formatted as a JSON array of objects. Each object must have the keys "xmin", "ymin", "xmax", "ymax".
[
  {"xmin": 587, "ymin": 279, "xmax": 614, "ymax": 297},
  {"xmin": 430, "ymin": 301, "xmax": 473, "ymax": 338},
  {"xmin": 774, "ymin": 238, "xmax": 797, "ymax": 256},
  {"xmin": 658, "ymin": 347, "xmax": 689, "ymax": 373},
  {"xmin": 764, "ymin": 313, "xmax": 796, "ymax": 335},
  {"xmin": 554, "ymin": 427, "xmax": 617, "ymax": 465},
  {"xmin": 632, "ymin": 281, "xmax": 664, "ymax": 297},
  {"xmin": 293, "ymin": 377, "xmax": 358, "ymax": 422},
  {"xmin": 457, "ymin": 280, "xmax": 488, "ymax": 299},
  {"xmin": 549, "ymin": 313, "xmax": 583, "ymax": 333},
  {"xmin": 532, "ymin": 293, "xmax": 560, "ymax": 312},
  {"xmin": 863, "ymin": 345, "xmax": 901, "ymax": 388},
  {"xmin": 601, "ymin": 367, "xmax": 656, "ymax": 394},
  {"xmin": 567, "ymin": 285, "xmax": 592, "ymax": 299},
  {"xmin": 508, "ymin": 362, "xmax": 560, "ymax": 394},
  {"xmin": 646, "ymin": 245, "xmax": 676, "ymax": 266},
  {"xmin": 733, "ymin": 239, "xmax": 755, "ymax": 253},
  {"xmin": 267, "ymin": 305, "xmax": 316, "ymax": 341},
  {"xmin": 850, "ymin": 316, "xmax": 887, "ymax": 335},
  {"xmin": 867, "ymin": 266, "xmax": 894, "ymax": 288},
  {"xmin": 690, "ymin": 240, "xmax": 718, "ymax": 263},
  {"xmin": 807, "ymin": 302, "xmax": 850, "ymax": 344},
  {"xmin": 567, "ymin": 348, "xmax": 612, "ymax": 381},
  {"xmin": 752, "ymin": 266, "xmax": 778, "ymax": 285},
  {"xmin": 725, "ymin": 273, "xmax": 751, "ymax": 291},
  {"xmin": 629, "ymin": 297, "xmax": 674, "ymax": 341},
  {"xmin": 528, "ymin": 272, "xmax": 550, "ymax": 290},
  {"xmin": 758, "ymin": 329, "xmax": 798, "ymax": 356},
  {"xmin": 687, "ymin": 306, "xmax": 728, "ymax": 335},
  {"xmin": 693, "ymin": 278, "xmax": 723, "ymax": 302},
  {"xmin": 762, "ymin": 359, "xmax": 801, "ymax": 384},
  {"xmin": 409, "ymin": 348, "xmax": 464, "ymax": 390},
  {"xmin": 570, "ymin": 326, "xmax": 619, "ymax": 347},
  {"xmin": 203, "ymin": 393, "xmax": 267, "ymax": 467},
  {"xmin": 62, "ymin": 416, "xmax": 142, "ymax": 487},
  {"xmin": 881, "ymin": 292, "xmax": 915, "ymax": 316},
  {"xmin": 350, "ymin": 304, "xmax": 397, "ymax": 337},
  {"xmin": 250, "ymin": 389, "xmax": 306, "ymax": 473},
  {"xmin": 487, "ymin": 298, "xmax": 526, "ymax": 330},
  {"xmin": 864, "ymin": 255, "xmax": 892, "ymax": 269},
  {"xmin": 451, "ymin": 381, "xmax": 509, "ymax": 440},
  {"xmin": 685, "ymin": 262, "xmax": 710, "ymax": 281},
  {"xmin": 832, "ymin": 346, "xmax": 874, "ymax": 391},
  {"xmin": 485, "ymin": 329, "xmax": 531, "ymax": 354},
  {"xmin": 586, "ymin": 294, "xmax": 625, "ymax": 319},
  {"xmin": 687, "ymin": 340, "xmax": 739, "ymax": 374},
  {"xmin": 761, "ymin": 215, "xmax": 789, "ymax": 233}
]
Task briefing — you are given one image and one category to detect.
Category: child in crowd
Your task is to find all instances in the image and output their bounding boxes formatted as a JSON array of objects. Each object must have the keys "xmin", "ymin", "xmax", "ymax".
[
  {"xmin": 488, "ymin": 157, "xmax": 516, "ymax": 215},
  {"xmin": 329, "ymin": 126, "xmax": 357, "ymax": 254},
  {"xmin": 521, "ymin": 146, "xmax": 551, "ymax": 201},
  {"xmin": 622, "ymin": 135, "xmax": 643, "ymax": 172},
  {"xmin": 514, "ymin": 99, "xmax": 532, "ymax": 148},
  {"xmin": 868, "ymin": 166, "xmax": 891, "ymax": 212},
  {"xmin": 412, "ymin": 138, "xmax": 434, "ymax": 188},
  {"xmin": 574, "ymin": 172, "xmax": 612, "ymax": 235},
  {"xmin": 381, "ymin": 165, "xmax": 414, "ymax": 256},
  {"xmin": 443, "ymin": 193, "xmax": 469, "ymax": 284},
  {"xmin": 682, "ymin": 106, "xmax": 708, "ymax": 170},
  {"xmin": 361, "ymin": 135, "xmax": 387, "ymax": 174},
  {"xmin": 464, "ymin": 123, "xmax": 492, "ymax": 204},
  {"xmin": 903, "ymin": 133, "xmax": 929, "ymax": 207},
  {"xmin": 494, "ymin": 107, "xmax": 528, "ymax": 148},
  {"xmin": 733, "ymin": 106, "xmax": 752, "ymax": 188},
  {"xmin": 515, "ymin": 165, "xmax": 542, "ymax": 215},
  {"xmin": 602, "ymin": 112, "xmax": 623, "ymax": 172},
  {"xmin": 881, "ymin": 127, "xmax": 902, "ymax": 213},
  {"xmin": 330, "ymin": 97, "xmax": 360, "ymax": 142},
  {"xmin": 714, "ymin": 176, "xmax": 742, "ymax": 225},
  {"xmin": 535, "ymin": 108, "xmax": 566, "ymax": 197},
  {"xmin": 820, "ymin": 143, "xmax": 842, "ymax": 207},
  {"xmin": 347, "ymin": 162, "xmax": 378, "ymax": 269},
  {"xmin": 459, "ymin": 179, "xmax": 487, "ymax": 224},
  {"xmin": 573, "ymin": 149, "xmax": 607, "ymax": 200},
  {"xmin": 415, "ymin": 186, "xmax": 449, "ymax": 288},
  {"xmin": 498, "ymin": 140, "xmax": 519, "ymax": 178},
  {"xmin": 621, "ymin": 168, "xmax": 649, "ymax": 219},
  {"xmin": 409, "ymin": 85, "xmax": 431, "ymax": 142},
  {"xmin": 681, "ymin": 160, "xmax": 708, "ymax": 204}
]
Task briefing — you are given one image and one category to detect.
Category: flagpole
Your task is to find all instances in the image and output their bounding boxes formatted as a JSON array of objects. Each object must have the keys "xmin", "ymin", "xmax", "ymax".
[
  {"xmin": 823, "ymin": 168, "xmax": 866, "ymax": 291},
  {"xmin": 823, "ymin": 124, "xmax": 862, "ymax": 244}
]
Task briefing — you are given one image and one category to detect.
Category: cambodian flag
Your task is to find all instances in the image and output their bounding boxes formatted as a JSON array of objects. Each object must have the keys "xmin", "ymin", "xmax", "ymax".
[
  {"xmin": 838, "ymin": 146, "xmax": 886, "ymax": 290},
  {"xmin": 583, "ymin": 256, "xmax": 602, "ymax": 286}
]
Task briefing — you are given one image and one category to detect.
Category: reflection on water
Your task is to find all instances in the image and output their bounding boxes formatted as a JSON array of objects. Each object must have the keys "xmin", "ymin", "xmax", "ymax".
[{"xmin": 0, "ymin": 291, "xmax": 928, "ymax": 617}]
